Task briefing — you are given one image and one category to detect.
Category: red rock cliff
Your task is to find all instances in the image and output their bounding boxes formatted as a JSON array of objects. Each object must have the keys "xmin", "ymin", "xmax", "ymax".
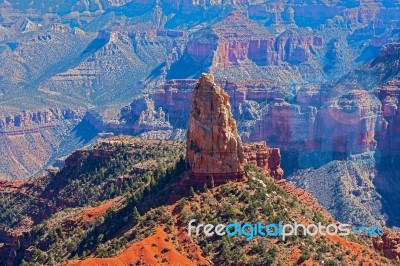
[
  {"xmin": 243, "ymin": 141, "xmax": 284, "ymax": 180},
  {"xmin": 185, "ymin": 12, "xmax": 323, "ymax": 69},
  {"xmin": 186, "ymin": 73, "xmax": 245, "ymax": 184}
]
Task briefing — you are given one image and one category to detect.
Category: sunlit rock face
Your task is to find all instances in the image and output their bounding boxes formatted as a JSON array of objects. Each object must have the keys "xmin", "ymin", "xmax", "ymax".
[
  {"xmin": 186, "ymin": 73, "xmax": 245, "ymax": 184},
  {"xmin": 243, "ymin": 141, "xmax": 284, "ymax": 180}
]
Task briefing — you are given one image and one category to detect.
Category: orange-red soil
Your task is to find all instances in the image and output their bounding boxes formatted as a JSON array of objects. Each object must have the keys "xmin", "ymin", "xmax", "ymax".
[
  {"xmin": 67, "ymin": 227, "xmax": 198, "ymax": 266},
  {"xmin": 80, "ymin": 198, "xmax": 121, "ymax": 222}
]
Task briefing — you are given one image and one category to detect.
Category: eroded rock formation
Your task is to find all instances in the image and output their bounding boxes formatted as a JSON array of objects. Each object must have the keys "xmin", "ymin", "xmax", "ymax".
[
  {"xmin": 250, "ymin": 98, "xmax": 317, "ymax": 151},
  {"xmin": 124, "ymin": 78, "xmax": 286, "ymax": 130},
  {"xmin": 317, "ymin": 90, "xmax": 386, "ymax": 157},
  {"xmin": 377, "ymin": 80, "xmax": 400, "ymax": 156},
  {"xmin": 125, "ymin": 74, "xmax": 400, "ymax": 164},
  {"xmin": 248, "ymin": 89, "xmax": 388, "ymax": 158},
  {"xmin": 374, "ymin": 231, "xmax": 400, "ymax": 260},
  {"xmin": 183, "ymin": 12, "xmax": 324, "ymax": 70},
  {"xmin": 0, "ymin": 108, "xmax": 82, "ymax": 131},
  {"xmin": 186, "ymin": 73, "xmax": 245, "ymax": 185},
  {"xmin": 243, "ymin": 141, "xmax": 284, "ymax": 180},
  {"xmin": 133, "ymin": 97, "xmax": 172, "ymax": 133}
]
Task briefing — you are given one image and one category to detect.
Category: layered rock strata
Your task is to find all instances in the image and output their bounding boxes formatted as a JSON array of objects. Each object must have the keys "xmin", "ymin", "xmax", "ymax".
[
  {"xmin": 186, "ymin": 74, "xmax": 245, "ymax": 185},
  {"xmin": 0, "ymin": 108, "xmax": 82, "ymax": 131},
  {"xmin": 317, "ymin": 90, "xmax": 386, "ymax": 158},
  {"xmin": 183, "ymin": 12, "xmax": 324, "ymax": 69},
  {"xmin": 377, "ymin": 80, "xmax": 400, "ymax": 156},
  {"xmin": 250, "ymin": 98, "xmax": 317, "ymax": 151},
  {"xmin": 243, "ymin": 141, "xmax": 284, "ymax": 180},
  {"xmin": 126, "ymin": 76, "xmax": 400, "ymax": 162},
  {"xmin": 374, "ymin": 232, "xmax": 400, "ymax": 260},
  {"xmin": 249, "ymin": 90, "xmax": 387, "ymax": 158}
]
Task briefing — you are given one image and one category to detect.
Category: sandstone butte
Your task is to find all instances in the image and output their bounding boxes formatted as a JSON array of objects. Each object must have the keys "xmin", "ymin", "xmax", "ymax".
[
  {"xmin": 185, "ymin": 73, "xmax": 284, "ymax": 187},
  {"xmin": 183, "ymin": 73, "xmax": 323, "ymax": 215},
  {"xmin": 186, "ymin": 73, "xmax": 246, "ymax": 185}
]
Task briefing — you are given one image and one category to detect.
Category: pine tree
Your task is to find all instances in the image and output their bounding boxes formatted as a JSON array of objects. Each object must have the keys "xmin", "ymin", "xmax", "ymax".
[
  {"xmin": 189, "ymin": 186, "xmax": 195, "ymax": 197},
  {"xmin": 132, "ymin": 206, "xmax": 140, "ymax": 222}
]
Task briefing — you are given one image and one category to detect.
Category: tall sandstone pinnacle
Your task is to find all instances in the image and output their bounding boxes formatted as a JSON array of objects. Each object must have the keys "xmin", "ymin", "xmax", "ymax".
[{"xmin": 186, "ymin": 73, "xmax": 245, "ymax": 184}]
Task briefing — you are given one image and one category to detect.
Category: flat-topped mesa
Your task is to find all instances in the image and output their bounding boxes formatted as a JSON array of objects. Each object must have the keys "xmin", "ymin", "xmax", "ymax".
[{"xmin": 186, "ymin": 73, "xmax": 245, "ymax": 185}]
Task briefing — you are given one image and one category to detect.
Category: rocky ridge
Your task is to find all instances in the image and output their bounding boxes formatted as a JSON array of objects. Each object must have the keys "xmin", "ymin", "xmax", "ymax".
[
  {"xmin": 243, "ymin": 141, "xmax": 283, "ymax": 180},
  {"xmin": 374, "ymin": 231, "xmax": 400, "ymax": 260}
]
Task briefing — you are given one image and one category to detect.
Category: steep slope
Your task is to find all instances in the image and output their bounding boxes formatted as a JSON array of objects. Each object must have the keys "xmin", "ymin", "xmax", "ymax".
[
  {"xmin": 0, "ymin": 137, "xmax": 186, "ymax": 265},
  {"xmin": 68, "ymin": 227, "xmax": 199, "ymax": 266},
  {"xmin": 0, "ymin": 136, "xmax": 396, "ymax": 265},
  {"xmin": 0, "ymin": 124, "xmax": 75, "ymax": 180},
  {"xmin": 287, "ymin": 152, "xmax": 387, "ymax": 227},
  {"xmin": 0, "ymin": 108, "xmax": 96, "ymax": 180},
  {"xmin": 0, "ymin": 25, "xmax": 94, "ymax": 97},
  {"xmin": 343, "ymin": 43, "xmax": 400, "ymax": 89},
  {"xmin": 38, "ymin": 28, "xmax": 178, "ymax": 104},
  {"xmin": 66, "ymin": 164, "xmax": 392, "ymax": 265},
  {"xmin": 0, "ymin": 21, "xmax": 180, "ymax": 180}
]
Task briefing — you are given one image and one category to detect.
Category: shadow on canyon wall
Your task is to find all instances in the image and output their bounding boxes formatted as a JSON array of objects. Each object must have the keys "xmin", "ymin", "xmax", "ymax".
[{"xmin": 375, "ymin": 154, "xmax": 400, "ymax": 227}]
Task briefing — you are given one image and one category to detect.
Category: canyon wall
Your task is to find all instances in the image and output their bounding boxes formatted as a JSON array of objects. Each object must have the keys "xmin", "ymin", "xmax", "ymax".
[
  {"xmin": 249, "ymin": 98, "xmax": 317, "ymax": 152},
  {"xmin": 378, "ymin": 80, "xmax": 400, "ymax": 156},
  {"xmin": 0, "ymin": 108, "xmax": 86, "ymax": 180},
  {"xmin": 126, "ymin": 76, "xmax": 400, "ymax": 161},
  {"xmin": 247, "ymin": 0, "xmax": 399, "ymax": 26},
  {"xmin": 2, "ymin": 0, "xmax": 399, "ymax": 28},
  {"xmin": 0, "ymin": 108, "xmax": 81, "ymax": 131},
  {"xmin": 128, "ymin": 78, "xmax": 287, "ymax": 126},
  {"xmin": 182, "ymin": 12, "xmax": 324, "ymax": 70}
]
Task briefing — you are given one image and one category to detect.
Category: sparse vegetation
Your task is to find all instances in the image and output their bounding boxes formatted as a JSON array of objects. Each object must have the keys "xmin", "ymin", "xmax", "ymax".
[{"xmin": 0, "ymin": 139, "xmax": 393, "ymax": 265}]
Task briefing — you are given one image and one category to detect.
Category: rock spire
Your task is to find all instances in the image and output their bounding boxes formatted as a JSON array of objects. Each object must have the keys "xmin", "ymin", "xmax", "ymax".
[{"xmin": 186, "ymin": 73, "xmax": 245, "ymax": 184}]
